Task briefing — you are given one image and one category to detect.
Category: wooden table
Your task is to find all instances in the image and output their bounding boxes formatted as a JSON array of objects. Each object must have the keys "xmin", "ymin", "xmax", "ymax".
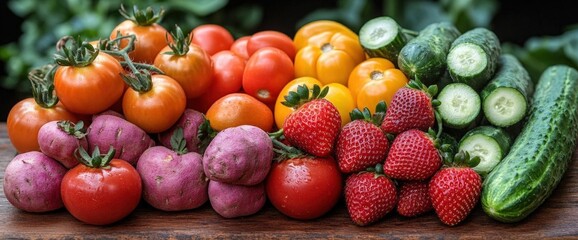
[{"xmin": 0, "ymin": 123, "xmax": 577, "ymax": 239}]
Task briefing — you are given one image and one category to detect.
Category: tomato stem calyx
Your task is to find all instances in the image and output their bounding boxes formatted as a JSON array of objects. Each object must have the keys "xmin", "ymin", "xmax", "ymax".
[
  {"xmin": 28, "ymin": 64, "xmax": 59, "ymax": 108},
  {"xmin": 57, "ymin": 120, "xmax": 87, "ymax": 140},
  {"xmin": 75, "ymin": 146, "xmax": 116, "ymax": 168},
  {"xmin": 54, "ymin": 36, "xmax": 99, "ymax": 68},
  {"xmin": 119, "ymin": 4, "xmax": 165, "ymax": 26},
  {"xmin": 163, "ymin": 25, "xmax": 191, "ymax": 56}
]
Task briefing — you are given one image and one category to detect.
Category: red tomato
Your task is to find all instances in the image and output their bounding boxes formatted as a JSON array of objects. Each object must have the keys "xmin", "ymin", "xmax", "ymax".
[
  {"xmin": 230, "ymin": 36, "xmax": 251, "ymax": 60},
  {"xmin": 266, "ymin": 156, "xmax": 343, "ymax": 220},
  {"xmin": 54, "ymin": 52, "xmax": 125, "ymax": 115},
  {"xmin": 187, "ymin": 50, "xmax": 245, "ymax": 113},
  {"xmin": 123, "ymin": 74, "xmax": 187, "ymax": 133},
  {"xmin": 246, "ymin": 30, "xmax": 296, "ymax": 60},
  {"xmin": 61, "ymin": 158, "xmax": 142, "ymax": 225},
  {"xmin": 154, "ymin": 43, "xmax": 213, "ymax": 99},
  {"xmin": 190, "ymin": 24, "xmax": 235, "ymax": 56},
  {"xmin": 242, "ymin": 47, "xmax": 294, "ymax": 104},
  {"xmin": 110, "ymin": 19, "xmax": 170, "ymax": 64},
  {"xmin": 7, "ymin": 98, "xmax": 79, "ymax": 153}
]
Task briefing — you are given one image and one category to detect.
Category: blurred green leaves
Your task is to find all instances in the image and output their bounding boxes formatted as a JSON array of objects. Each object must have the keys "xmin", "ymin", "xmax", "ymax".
[{"xmin": 1, "ymin": 0, "xmax": 262, "ymax": 93}]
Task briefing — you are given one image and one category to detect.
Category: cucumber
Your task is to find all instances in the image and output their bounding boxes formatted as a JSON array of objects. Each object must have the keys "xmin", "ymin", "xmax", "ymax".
[
  {"xmin": 447, "ymin": 27, "xmax": 501, "ymax": 90},
  {"xmin": 436, "ymin": 82, "xmax": 481, "ymax": 129},
  {"xmin": 481, "ymin": 65, "xmax": 578, "ymax": 223},
  {"xmin": 481, "ymin": 54, "xmax": 534, "ymax": 128},
  {"xmin": 458, "ymin": 126, "xmax": 512, "ymax": 177},
  {"xmin": 359, "ymin": 16, "xmax": 409, "ymax": 64},
  {"xmin": 397, "ymin": 22, "xmax": 461, "ymax": 85}
]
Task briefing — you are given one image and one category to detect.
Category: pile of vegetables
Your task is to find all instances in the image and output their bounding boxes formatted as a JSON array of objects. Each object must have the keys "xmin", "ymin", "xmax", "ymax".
[{"xmin": 3, "ymin": 4, "xmax": 578, "ymax": 227}]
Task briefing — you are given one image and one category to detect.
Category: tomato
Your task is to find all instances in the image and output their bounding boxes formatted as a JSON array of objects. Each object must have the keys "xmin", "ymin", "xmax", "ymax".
[
  {"xmin": 54, "ymin": 51, "xmax": 125, "ymax": 115},
  {"xmin": 188, "ymin": 50, "xmax": 245, "ymax": 113},
  {"xmin": 243, "ymin": 47, "xmax": 294, "ymax": 104},
  {"xmin": 246, "ymin": 30, "xmax": 296, "ymax": 61},
  {"xmin": 123, "ymin": 74, "xmax": 187, "ymax": 133},
  {"xmin": 7, "ymin": 99, "xmax": 79, "ymax": 153},
  {"xmin": 293, "ymin": 20, "xmax": 358, "ymax": 51},
  {"xmin": 266, "ymin": 156, "xmax": 343, "ymax": 220},
  {"xmin": 348, "ymin": 58, "xmax": 408, "ymax": 111},
  {"xmin": 274, "ymin": 78, "xmax": 356, "ymax": 129},
  {"xmin": 294, "ymin": 31, "xmax": 366, "ymax": 86},
  {"xmin": 206, "ymin": 93, "xmax": 274, "ymax": 132},
  {"xmin": 110, "ymin": 6, "xmax": 170, "ymax": 63},
  {"xmin": 190, "ymin": 24, "xmax": 235, "ymax": 56},
  {"xmin": 61, "ymin": 150, "xmax": 142, "ymax": 226},
  {"xmin": 153, "ymin": 37, "xmax": 213, "ymax": 99},
  {"xmin": 230, "ymin": 36, "xmax": 251, "ymax": 60}
]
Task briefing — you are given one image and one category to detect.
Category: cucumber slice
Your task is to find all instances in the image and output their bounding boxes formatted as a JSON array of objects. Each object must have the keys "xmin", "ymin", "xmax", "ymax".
[
  {"xmin": 436, "ymin": 83, "xmax": 481, "ymax": 129},
  {"xmin": 481, "ymin": 54, "xmax": 534, "ymax": 128},
  {"xmin": 446, "ymin": 43, "xmax": 487, "ymax": 78},
  {"xmin": 458, "ymin": 126, "xmax": 512, "ymax": 177},
  {"xmin": 359, "ymin": 16, "xmax": 408, "ymax": 64}
]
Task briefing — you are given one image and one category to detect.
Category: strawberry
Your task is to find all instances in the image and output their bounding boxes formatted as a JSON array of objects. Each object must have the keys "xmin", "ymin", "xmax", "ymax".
[
  {"xmin": 383, "ymin": 129, "xmax": 442, "ymax": 181},
  {"xmin": 381, "ymin": 80, "xmax": 439, "ymax": 134},
  {"xmin": 429, "ymin": 151, "xmax": 482, "ymax": 226},
  {"xmin": 396, "ymin": 180, "xmax": 432, "ymax": 217},
  {"xmin": 344, "ymin": 164, "xmax": 397, "ymax": 226},
  {"xmin": 336, "ymin": 102, "xmax": 389, "ymax": 174},
  {"xmin": 282, "ymin": 84, "xmax": 341, "ymax": 157}
]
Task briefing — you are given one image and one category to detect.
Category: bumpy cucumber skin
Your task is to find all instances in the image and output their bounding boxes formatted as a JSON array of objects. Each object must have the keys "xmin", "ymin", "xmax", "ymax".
[
  {"xmin": 481, "ymin": 65, "xmax": 578, "ymax": 223},
  {"xmin": 397, "ymin": 22, "xmax": 460, "ymax": 85},
  {"xmin": 481, "ymin": 54, "xmax": 534, "ymax": 127},
  {"xmin": 359, "ymin": 17, "xmax": 408, "ymax": 65},
  {"xmin": 448, "ymin": 28, "xmax": 501, "ymax": 90}
]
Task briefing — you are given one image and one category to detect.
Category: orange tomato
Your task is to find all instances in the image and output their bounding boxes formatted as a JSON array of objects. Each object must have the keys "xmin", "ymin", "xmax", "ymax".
[
  {"xmin": 293, "ymin": 20, "xmax": 358, "ymax": 51},
  {"xmin": 294, "ymin": 31, "xmax": 365, "ymax": 86},
  {"xmin": 348, "ymin": 58, "xmax": 408, "ymax": 111},
  {"xmin": 230, "ymin": 36, "xmax": 251, "ymax": 60},
  {"xmin": 206, "ymin": 93, "xmax": 274, "ymax": 132},
  {"xmin": 274, "ymin": 77, "xmax": 355, "ymax": 129},
  {"xmin": 110, "ymin": 20, "xmax": 169, "ymax": 64}
]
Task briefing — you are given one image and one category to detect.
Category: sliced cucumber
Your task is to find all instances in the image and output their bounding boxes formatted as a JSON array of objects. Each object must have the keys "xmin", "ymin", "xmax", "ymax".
[
  {"xmin": 458, "ymin": 126, "xmax": 512, "ymax": 177},
  {"xmin": 481, "ymin": 54, "xmax": 534, "ymax": 128},
  {"xmin": 436, "ymin": 83, "xmax": 481, "ymax": 129},
  {"xmin": 447, "ymin": 27, "xmax": 501, "ymax": 90},
  {"xmin": 359, "ymin": 16, "xmax": 408, "ymax": 64}
]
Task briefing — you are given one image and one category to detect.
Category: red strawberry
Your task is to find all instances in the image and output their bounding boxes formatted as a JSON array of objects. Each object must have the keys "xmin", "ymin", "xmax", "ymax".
[
  {"xmin": 282, "ymin": 84, "xmax": 341, "ymax": 157},
  {"xmin": 396, "ymin": 180, "xmax": 432, "ymax": 217},
  {"xmin": 381, "ymin": 80, "xmax": 438, "ymax": 134},
  {"xmin": 344, "ymin": 164, "xmax": 397, "ymax": 226},
  {"xmin": 384, "ymin": 129, "xmax": 442, "ymax": 181},
  {"xmin": 429, "ymin": 151, "xmax": 482, "ymax": 226},
  {"xmin": 336, "ymin": 102, "xmax": 389, "ymax": 174}
]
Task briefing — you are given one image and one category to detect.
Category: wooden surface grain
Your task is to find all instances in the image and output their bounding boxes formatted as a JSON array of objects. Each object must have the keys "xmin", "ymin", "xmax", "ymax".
[{"xmin": 0, "ymin": 123, "xmax": 577, "ymax": 239}]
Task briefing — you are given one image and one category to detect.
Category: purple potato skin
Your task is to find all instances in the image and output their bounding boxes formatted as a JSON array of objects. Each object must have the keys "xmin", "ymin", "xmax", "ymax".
[
  {"xmin": 202, "ymin": 125, "xmax": 273, "ymax": 185},
  {"xmin": 3, "ymin": 151, "xmax": 67, "ymax": 212},
  {"xmin": 37, "ymin": 120, "xmax": 88, "ymax": 169},
  {"xmin": 137, "ymin": 146, "xmax": 209, "ymax": 211},
  {"xmin": 158, "ymin": 109, "xmax": 205, "ymax": 153},
  {"xmin": 208, "ymin": 180, "xmax": 266, "ymax": 218},
  {"xmin": 87, "ymin": 114, "xmax": 155, "ymax": 165}
]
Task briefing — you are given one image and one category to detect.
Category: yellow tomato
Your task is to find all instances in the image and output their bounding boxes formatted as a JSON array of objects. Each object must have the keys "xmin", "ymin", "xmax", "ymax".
[
  {"xmin": 294, "ymin": 31, "xmax": 366, "ymax": 86},
  {"xmin": 293, "ymin": 20, "xmax": 358, "ymax": 51},
  {"xmin": 274, "ymin": 77, "xmax": 322, "ymax": 129},
  {"xmin": 348, "ymin": 58, "xmax": 408, "ymax": 112},
  {"xmin": 274, "ymin": 78, "xmax": 356, "ymax": 129}
]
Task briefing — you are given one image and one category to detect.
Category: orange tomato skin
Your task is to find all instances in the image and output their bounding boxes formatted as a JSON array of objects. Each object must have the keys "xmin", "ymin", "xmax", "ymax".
[
  {"xmin": 110, "ymin": 20, "xmax": 169, "ymax": 64},
  {"xmin": 122, "ymin": 75, "xmax": 186, "ymax": 134},
  {"xmin": 243, "ymin": 47, "xmax": 295, "ymax": 105},
  {"xmin": 230, "ymin": 36, "xmax": 251, "ymax": 60},
  {"xmin": 348, "ymin": 58, "xmax": 408, "ymax": 111},
  {"xmin": 324, "ymin": 83, "xmax": 356, "ymax": 127},
  {"xmin": 187, "ymin": 50, "xmax": 246, "ymax": 113},
  {"xmin": 206, "ymin": 93, "xmax": 274, "ymax": 132},
  {"xmin": 54, "ymin": 52, "xmax": 125, "ymax": 115},
  {"xmin": 153, "ymin": 44, "xmax": 213, "ymax": 99},
  {"xmin": 7, "ymin": 98, "xmax": 79, "ymax": 153},
  {"xmin": 190, "ymin": 24, "xmax": 235, "ymax": 56}
]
